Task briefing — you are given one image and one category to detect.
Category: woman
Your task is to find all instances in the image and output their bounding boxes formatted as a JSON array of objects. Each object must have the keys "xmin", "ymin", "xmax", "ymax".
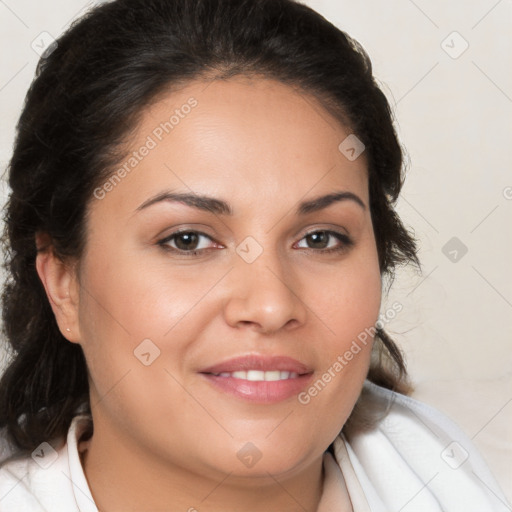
[{"xmin": 0, "ymin": 0, "xmax": 508, "ymax": 510}]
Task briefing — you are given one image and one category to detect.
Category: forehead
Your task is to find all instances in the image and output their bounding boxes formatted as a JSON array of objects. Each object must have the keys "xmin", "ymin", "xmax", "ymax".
[{"xmin": 96, "ymin": 76, "xmax": 369, "ymax": 213}]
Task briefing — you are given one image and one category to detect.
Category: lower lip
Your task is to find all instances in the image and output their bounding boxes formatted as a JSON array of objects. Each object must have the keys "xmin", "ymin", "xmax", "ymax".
[{"xmin": 200, "ymin": 373, "xmax": 314, "ymax": 404}]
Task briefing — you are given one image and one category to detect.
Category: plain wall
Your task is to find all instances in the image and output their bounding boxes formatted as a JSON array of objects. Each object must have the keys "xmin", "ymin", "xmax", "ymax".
[{"xmin": 1, "ymin": 0, "xmax": 511, "ymax": 502}]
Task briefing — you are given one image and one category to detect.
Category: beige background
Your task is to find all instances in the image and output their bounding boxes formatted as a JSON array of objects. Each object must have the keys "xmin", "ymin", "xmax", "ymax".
[{"xmin": 1, "ymin": 0, "xmax": 511, "ymax": 504}]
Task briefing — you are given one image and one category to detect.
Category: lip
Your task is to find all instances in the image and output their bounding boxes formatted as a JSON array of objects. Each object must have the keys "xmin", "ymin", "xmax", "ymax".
[
  {"xmin": 199, "ymin": 355, "xmax": 314, "ymax": 404},
  {"xmin": 200, "ymin": 355, "xmax": 312, "ymax": 375}
]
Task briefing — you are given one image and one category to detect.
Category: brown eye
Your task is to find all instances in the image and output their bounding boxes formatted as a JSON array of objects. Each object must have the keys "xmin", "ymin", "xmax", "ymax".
[
  {"xmin": 173, "ymin": 232, "xmax": 200, "ymax": 250},
  {"xmin": 295, "ymin": 230, "xmax": 353, "ymax": 253},
  {"xmin": 159, "ymin": 230, "xmax": 218, "ymax": 254},
  {"xmin": 305, "ymin": 231, "xmax": 330, "ymax": 249}
]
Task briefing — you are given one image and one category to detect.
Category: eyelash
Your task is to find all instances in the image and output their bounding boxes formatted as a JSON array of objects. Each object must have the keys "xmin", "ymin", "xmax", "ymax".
[{"xmin": 157, "ymin": 229, "xmax": 354, "ymax": 256}]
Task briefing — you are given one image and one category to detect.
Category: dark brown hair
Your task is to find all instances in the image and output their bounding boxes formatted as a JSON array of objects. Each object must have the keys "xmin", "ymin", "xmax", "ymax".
[{"xmin": 0, "ymin": 0, "xmax": 420, "ymax": 457}]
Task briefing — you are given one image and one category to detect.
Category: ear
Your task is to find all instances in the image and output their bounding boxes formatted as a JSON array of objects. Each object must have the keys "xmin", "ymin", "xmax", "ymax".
[{"xmin": 35, "ymin": 232, "xmax": 81, "ymax": 343}]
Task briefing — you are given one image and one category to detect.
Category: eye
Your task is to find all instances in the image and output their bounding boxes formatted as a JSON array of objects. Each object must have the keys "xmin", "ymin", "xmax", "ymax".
[
  {"xmin": 157, "ymin": 228, "xmax": 353, "ymax": 256},
  {"xmin": 294, "ymin": 230, "xmax": 353, "ymax": 253},
  {"xmin": 158, "ymin": 230, "xmax": 219, "ymax": 253}
]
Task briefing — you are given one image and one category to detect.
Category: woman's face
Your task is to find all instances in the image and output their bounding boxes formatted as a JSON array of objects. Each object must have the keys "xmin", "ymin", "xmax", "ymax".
[{"xmin": 66, "ymin": 77, "xmax": 381, "ymax": 480}]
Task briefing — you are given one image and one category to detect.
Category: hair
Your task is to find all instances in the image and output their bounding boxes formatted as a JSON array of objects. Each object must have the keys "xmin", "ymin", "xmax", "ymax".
[{"xmin": 0, "ymin": 0, "xmax": 420, "ymax": 457}]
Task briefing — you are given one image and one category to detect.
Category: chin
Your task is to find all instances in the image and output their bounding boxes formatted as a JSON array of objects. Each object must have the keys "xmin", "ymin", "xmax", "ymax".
[{"xmin": 207, "ymin": 435, "xmax": 322, "ymax": 481}]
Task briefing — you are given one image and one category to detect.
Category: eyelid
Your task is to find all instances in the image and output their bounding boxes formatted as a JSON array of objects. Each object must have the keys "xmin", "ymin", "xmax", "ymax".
[
  {"xmin": 158, "ymin": 229, "xmax": 221, "ymax": 250},
  {"xmin": 297, "ymin": 224, "xmax": 350, "ymax": 239}
]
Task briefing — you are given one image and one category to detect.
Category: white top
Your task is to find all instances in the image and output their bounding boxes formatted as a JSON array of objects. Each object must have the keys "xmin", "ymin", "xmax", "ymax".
[{"xmin": 0, "ymin": 381, "xmax": 509, "ymax": 511}]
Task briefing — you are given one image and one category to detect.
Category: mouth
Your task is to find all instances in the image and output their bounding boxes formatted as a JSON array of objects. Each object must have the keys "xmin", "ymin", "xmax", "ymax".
[{"xmin": 199, "ymin": 355, "xmax": 314, "ymax": 404}]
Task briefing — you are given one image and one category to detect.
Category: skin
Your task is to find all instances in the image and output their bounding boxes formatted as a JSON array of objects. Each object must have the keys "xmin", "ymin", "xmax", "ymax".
[{"xmin": 36, "ymin": 76, "xmax": 382, "ymax": 512}]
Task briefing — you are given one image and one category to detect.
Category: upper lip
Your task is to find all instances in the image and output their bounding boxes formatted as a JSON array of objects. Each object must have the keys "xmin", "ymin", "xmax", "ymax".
[{"xmin": 200, "ymin": 355, "xmax": 312, "ymax": 375}]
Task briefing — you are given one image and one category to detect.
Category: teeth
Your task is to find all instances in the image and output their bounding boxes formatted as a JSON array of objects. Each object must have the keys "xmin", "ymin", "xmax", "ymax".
[
  {"xmin": 213, "ymin": 370, "xmax": 299, "ymax": 381},
  {"xmin": 264, "ymin": 371, "xmax": 281, "ymax": 381}
]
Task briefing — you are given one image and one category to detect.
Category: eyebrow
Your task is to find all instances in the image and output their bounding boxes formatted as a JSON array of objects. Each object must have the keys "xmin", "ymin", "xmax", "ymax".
[{"xmin": 135, "ymin": 190, "xmax": 366, "ymax": 215}]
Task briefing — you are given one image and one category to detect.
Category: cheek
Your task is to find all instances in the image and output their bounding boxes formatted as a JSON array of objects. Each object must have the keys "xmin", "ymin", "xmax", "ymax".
[
  {"xmin": 311, "ymin": 270, "xmax": 380, "ymax": 386},
  {"xmin": 75, "ymin": 243, "xmax": 222, "ymax": 397},
  {"xmin": 78, "ymin": 245, "xmax": 201, "ymax": 339},
  {"xmin": 297, "ymin": 235, "xmax": 381, "ymax": 400},
  {"xmin": 321, "ymin": 274, "xmax": 380, "ymax": 336},
  {"xmin": 286, "ymin": 257, "xmax": 381, "ymax": 459},
  {"xmin": 306, "ymin": 247, "xmax": 382, "ymax": 354}
]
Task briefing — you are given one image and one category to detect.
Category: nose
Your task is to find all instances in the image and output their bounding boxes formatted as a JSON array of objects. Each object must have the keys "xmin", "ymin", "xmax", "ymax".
[{"xmin": 222, "ymin": 249, "xmax": 308, "ymax": 334}]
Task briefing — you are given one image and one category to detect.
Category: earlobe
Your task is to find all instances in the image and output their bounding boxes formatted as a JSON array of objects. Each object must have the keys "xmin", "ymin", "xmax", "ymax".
[{"xmin": 35, "ymin": 232, "xmax": 80, "ymax": 343}]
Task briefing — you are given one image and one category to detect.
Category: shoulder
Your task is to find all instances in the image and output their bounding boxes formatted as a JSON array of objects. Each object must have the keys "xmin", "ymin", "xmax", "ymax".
[
  {"xmin": 0, "ymin": 415, "xmax": 96, "ymax": 512},
  {"xmin": 334, "ymin": 381, "xmax": 511, "ymax": 512}
]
